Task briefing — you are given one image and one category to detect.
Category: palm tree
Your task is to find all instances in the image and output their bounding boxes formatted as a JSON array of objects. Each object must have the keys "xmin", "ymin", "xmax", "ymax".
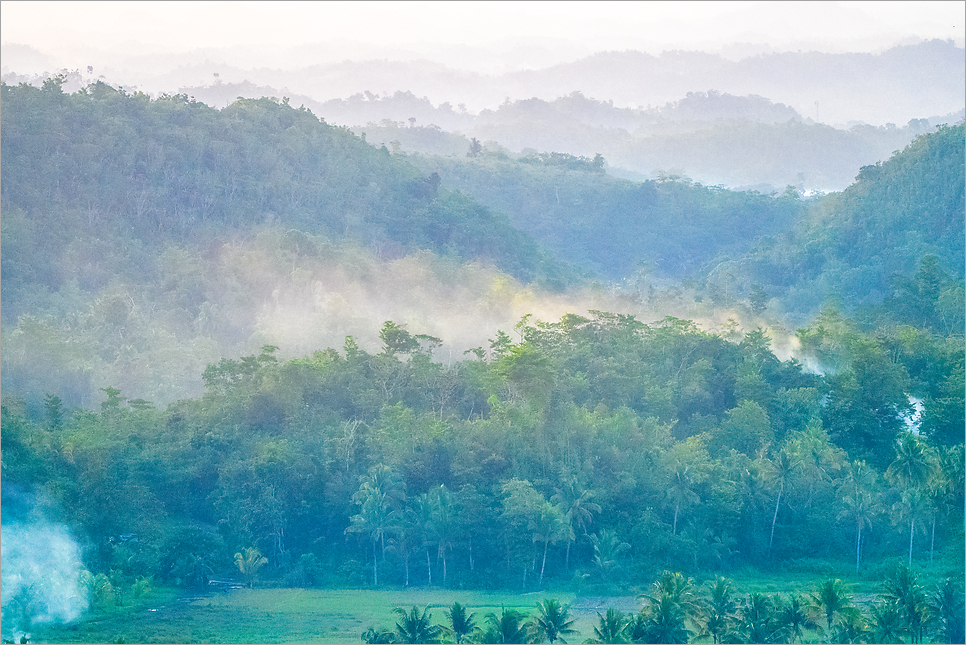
[
  {"xmin": 626, "ymin": 610, "xmax": 648, "ymax": 643},
  {"xmin": 763, "ymin": 449, "xmax": 798, "ymax": 557},
  {"xmin": 830, "ymin": 607, "xmax": 869, "ymax": 644},
  {"xmin": 886, "ymin": 431, "xmax": 935, "ymax": 490},
  {"xmin": 840, "ymin": 458, "xmax": 878, "ymax": 499},
  {"xmin": 635, "ymin": 571, "xmax": 701, "ymax": 644},
  {"xmin": 869, "ymin": 602, "xmax": 905, "ymax": 644},
  {"xmin": 393, "ymin": 605, "xmax": 442, "ymax": 644},
  {"xmin": 445, "ymin": 602, "xmax": 477, "ymax": 645},
  {"xmin": 776, "ymin": 594, "xmax": 816, "ymax": 644},
  {"xmin": 786, "ymin": 421, "xmax": 836, "ymax": 508},
  {"xmin": 532, "ymin": 502, "xmax": 571, "ymax": 586},
  {"xmin": 233, "ymin": 546, "xmax": 268, "ymax": 589},
  {"xmin": 810, "ymin": 578, "xmax": 853, "ymax": 634},
  {"xmin": 347, "ymin": 464, "xmax": 405, "ymax": 586},
  {"xmin": 887, "ymin": 433, "xmax": 937, "ymax": 569},
  {"xmin": 836, "ymin": 459, "xmax": 878, "ymax": 573},
  {"xmin": 482, "ymin": 607, "xmax": 530, "ymax": 644},
  {"xmin": 532, "ymin": 599, "xmax": 577, "ymax": 644},
  {"xmin": 388, "ymin": 506, "xmax": 420, "ymax": 587},
  {"xmin": 587, "ymin": 608, "xmax": 629, "ymax": 644},
  {"xmin": 551, "ymin": 480, "xmax": 601, "ymax": 570},
  {"xmin": 697, "ymin": 576, "xmax": 736, "ymax": 645},
  {"xmin": 347, "ymin": 488, "xmax": 399, "ymax": 586},
  {"xmin": 922, "ymin": 448, "xmax": 956, "ymax": 564},
  {"xmin": 414, "ymin": 492, "xmax": 438, "ymax": 586},
  {"xmin": 429, "ymin": 485, "xmax": 457, "ymax": 586},
  {"xmin": 893, "ymin": 488, "xmax": 931, "ymax": 568},
  {"xmin": 737, "ymin": 465, "xmax": 773, "ymax": 547},
  {"xmin": 882, "ymin": 564, "xmax": 928, "ymax": 643},
  {"xmin": 640, "ymin": 571, "xmax": 702, "ymax": 622},
  {"xmin": 665, "ymin": 463, "xmax": 700, "ymax": 536},
  {"xmin": 838, "ymin": 491, "xmax": 875, "ymax": 572},
  {"xmin": 638, "ymin": 593, "xmax": 691, "ymax": 644},
  {"xmin": 927, "ymin": 578, "xmax": 966, "ymax": 644},
  {"xmin": 590, "ymin": 530, "xmax": 630, "ymax": 582},
  {"xmin": 735, "ymin": 592, "xmax": 786, "ymax": 644}
]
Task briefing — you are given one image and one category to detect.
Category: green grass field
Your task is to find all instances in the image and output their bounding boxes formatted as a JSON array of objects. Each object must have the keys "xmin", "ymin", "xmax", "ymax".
[
  {"xmin": 35, "ymin": 587, "xmax": 604, "ymax": 644},
  {"xmin": 28, "ymin": 558, "xmax": 962, "ymax": 644}
]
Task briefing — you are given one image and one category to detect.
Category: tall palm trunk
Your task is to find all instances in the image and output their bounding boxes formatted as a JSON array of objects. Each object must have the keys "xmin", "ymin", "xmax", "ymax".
[
  {"xmin": 539, "ymin": 538, "xmax": 549, "ymax": 585},
  {"xmin": 855, "ymin": 520, "xmax": 862, "ymax": 572},
  {"xmin": 769, "ymin": 482, "xmax": 783, "ymax": 556},
  {"xmin": 425, "ymin": 548, "xmax": 433, "ymax": 586},
  {"xmin": 373, "ymin": 540, "xmax": 379, "ymax": 586},
  {"xmin": 908, "ymin": 518, "xmax": 915, "ymax": 567}
]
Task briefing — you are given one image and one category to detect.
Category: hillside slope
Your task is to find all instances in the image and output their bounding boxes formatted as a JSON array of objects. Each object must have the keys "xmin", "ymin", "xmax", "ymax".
[
  {"xmin": 407, "ymin": 150, "xmax": 804, "ymax": 281},
  {"xmin": 740, "ymin": 124, "xmax": 966, "ymax": 323},
  {"xmin": 0, "ymin": 78, "xmax": 571, "ymax": 319},
  {"xmin": 0, "ymin": 80, "xmax": 576, "ymax": 407}
]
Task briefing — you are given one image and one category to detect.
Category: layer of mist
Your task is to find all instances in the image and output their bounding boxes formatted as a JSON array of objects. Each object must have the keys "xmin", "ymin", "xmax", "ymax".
[{"xmin": 1, "ymin": 228, "xmax": 793, "ymax": 410}]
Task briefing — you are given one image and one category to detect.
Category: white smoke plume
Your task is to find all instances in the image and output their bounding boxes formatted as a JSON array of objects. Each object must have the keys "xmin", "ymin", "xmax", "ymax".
[{"xmin": 1, "ymin": 492, "xmax": 88, "ymax": 642}]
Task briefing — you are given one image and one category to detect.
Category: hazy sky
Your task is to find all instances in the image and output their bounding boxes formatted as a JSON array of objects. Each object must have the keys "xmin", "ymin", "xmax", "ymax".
[{"xmin": 3, "ymin": 1, "xmax": 964, "ymax": 72}]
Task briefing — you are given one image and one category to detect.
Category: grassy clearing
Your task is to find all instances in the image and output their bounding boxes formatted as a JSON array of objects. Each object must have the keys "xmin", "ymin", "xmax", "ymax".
[
  {"xmin": 34, "ymin": 587, "xmax": 614, "ymax": 644},
  {"xmin": 30, "ymin": 558, "xmax": 964, "ymax": 643}
]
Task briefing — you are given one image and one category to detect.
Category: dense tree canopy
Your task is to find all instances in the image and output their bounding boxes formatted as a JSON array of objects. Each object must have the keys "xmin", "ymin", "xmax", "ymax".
[
  {"xmin": 1, "ymin": 79, "xmax": 961, "ymax": 643},
  {"xmin": 3, "ymin": 310, "xmax": 962, "ymax": 598}
]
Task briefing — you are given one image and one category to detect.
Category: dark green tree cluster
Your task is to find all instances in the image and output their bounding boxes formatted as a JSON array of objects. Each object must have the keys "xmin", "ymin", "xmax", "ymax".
[{"xmin": 3, "ymin": 310, "xmax": 962, "ymax": 598}]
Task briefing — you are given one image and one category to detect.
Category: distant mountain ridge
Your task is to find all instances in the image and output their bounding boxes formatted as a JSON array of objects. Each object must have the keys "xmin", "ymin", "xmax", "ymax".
[
  {"xmin": 350, "ymin": 91, "xmax": 959, "ymax": 192},
  {"xmin": 3, "ymin": 39, "xmax": 962, "ymax": 125}
]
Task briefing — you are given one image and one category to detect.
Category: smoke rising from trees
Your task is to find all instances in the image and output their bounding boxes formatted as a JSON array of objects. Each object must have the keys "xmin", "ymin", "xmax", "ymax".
[{"xmin": 1, "ymin": 490, "xmax": 88, "ymax": 642}]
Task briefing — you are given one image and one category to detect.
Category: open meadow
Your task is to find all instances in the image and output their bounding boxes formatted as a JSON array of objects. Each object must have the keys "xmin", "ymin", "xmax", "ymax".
[{"xmin": 28, "ymin": 564, "xmax": 939, "ymax": 644}]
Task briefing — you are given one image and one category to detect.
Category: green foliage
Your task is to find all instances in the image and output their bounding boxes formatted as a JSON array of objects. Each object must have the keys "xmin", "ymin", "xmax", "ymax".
[
  {"xmin": 810, "ymin": 578, "xmax": 853, "ymax": 634},
  {"xmin": 445, "ymin": 602, "xmax": 477, "ymax": 644},
  {"xmin": 531, "ymin": 598, "xmax": 577, "ymax": 644},
  {"xmin": 0, "ymin": 78, "xmax": 574, "ymax": 326},
  {"xmin": 410, "ymin": 151, "xmax": 803, "ymax": 281},
  {"xmin": 746, "ymin": 124, "xmax": 965, "ymax": 325},
  {"xmin": 587, "ymin": 608, "xmax": 630, "ymax": 644},
  {"xmin": 26, "ymin": 574, "xmax": 966, "ymax": 644},
  {"xmin": 234, "ymin": 547, "xmax": 268, "ymax": 589},
  {"xmin": 1, "ymin": 300, "xmax": 962, "ymax": 605},
  {"xmin": 881, "ymin": 564, "xmax": 929, "ymax": 643},
  {"xmin": 480, "ymin": 606, "xmax": 531, "ymax": 644},
  {"xmin": 928, "ymin": 578, "xmax": 966, "ymax": 644},
  {"xmin": 392, "ymin": 605, "xmax": 442, "ymax": 644}
]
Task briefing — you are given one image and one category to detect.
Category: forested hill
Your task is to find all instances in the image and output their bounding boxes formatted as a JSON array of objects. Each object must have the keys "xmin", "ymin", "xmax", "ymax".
[
  {"xmin": 741, "ymin": 123, "xmax": 966, "ymax": 323},
  {"xmin": 0, "ymin": 77, "xmax": 573, "ymax": 322},
  {"xmin": 408, "ymin": 150, "xmax": 804, "ymax": 281}
]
